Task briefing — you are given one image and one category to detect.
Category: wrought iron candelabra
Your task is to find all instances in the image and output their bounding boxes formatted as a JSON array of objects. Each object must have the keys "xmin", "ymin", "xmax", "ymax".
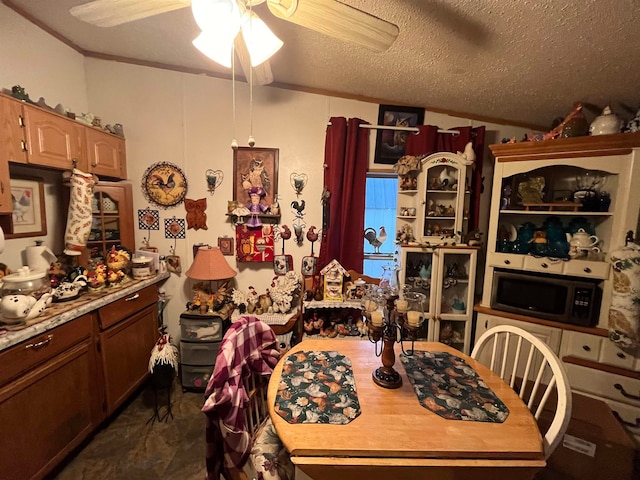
[{"xmin": 364, "ymin": 287, "xmax": 426, "ymax": 389}]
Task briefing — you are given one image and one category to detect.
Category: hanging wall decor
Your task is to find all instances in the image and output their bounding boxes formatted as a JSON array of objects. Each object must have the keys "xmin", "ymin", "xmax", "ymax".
[
  {"xmin": 206, "ymin": 169, "xmax": 224, "ymax": 195},
  {"xmin": 374, "ymin": 104, "xmax": 425, "ymax": 165},
  {"xmin": 218, "ymin": 236, "xmax": 234, "ymax": 256},
  {"xmin": 184, "ymin": 198, "xmax": 208, "ymax": 230},
  {"xmin": 235, "ymin": 224, "xmax": 275, "ymax": 263},
  {"xmin": 138, "ymin": 207, "xmax": 160, "ymax": 251},
  {"xmin": 164, "ymin": 217, "xmax": 186, "ymax": 239},
  {"xmin": 141, "ymin": 161, "xmax": 188, "ymax": 208},
  {"xmin": 233, "ymin": 147, "xmax": 278, "ymax": 207},
  {"xmin": 273, "ymin": 225, "xmax": 293, "ymax": 275},
  {"xmin": 290, "ymin": 172, "xmax": 308, "ymax": 196}
]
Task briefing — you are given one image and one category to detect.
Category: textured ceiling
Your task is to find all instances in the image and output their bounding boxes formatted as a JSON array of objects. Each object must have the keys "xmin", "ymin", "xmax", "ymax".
[{"xmin": 5, "ymin": 0, "xmax": 640, "ymax": 130}]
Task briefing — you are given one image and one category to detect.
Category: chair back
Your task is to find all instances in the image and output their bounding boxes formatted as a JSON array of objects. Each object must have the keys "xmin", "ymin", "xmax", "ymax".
[
  {"xmin": 243, "ymin": 371, "xmax": 270, "ymax": 439},
  {"xmin": 471, "ymin": 324, "xmax": 572, "ymax": 459}
]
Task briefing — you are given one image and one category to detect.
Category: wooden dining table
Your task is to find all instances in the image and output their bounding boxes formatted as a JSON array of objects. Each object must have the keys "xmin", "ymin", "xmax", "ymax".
[{"xmin": 267, "ymin": 339, "xmax": 545, "ymax": 480}]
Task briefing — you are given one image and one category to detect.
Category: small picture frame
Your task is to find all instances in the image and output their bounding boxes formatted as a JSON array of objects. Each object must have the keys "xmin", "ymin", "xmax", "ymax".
[
  {"xmin": 274, "ymin": 254, "xmax": 293, "ymax": 275},
  {"xmin": 7, "ymin": 176, "xmax": 47, "ymax": 238},
  {"xmin": 233, "ymin": 147, "xmax": 279, "ymax": 207},
  {"xmin": 218, "ymin": 237, "xmax": 234, "ymax": 256},
  {"xmin": 301, "ymin": 256, "xmax": 317, "ymax": 277}
]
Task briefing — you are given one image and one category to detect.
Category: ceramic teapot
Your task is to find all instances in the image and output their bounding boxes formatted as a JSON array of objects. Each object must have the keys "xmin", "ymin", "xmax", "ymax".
[
  {"xmin": 568, "ymin": 228, "xmax": 599, "ymax": 248},
  {"xmin": 0, "ymin": 292, "xmax": 53, "ymax": 322}
]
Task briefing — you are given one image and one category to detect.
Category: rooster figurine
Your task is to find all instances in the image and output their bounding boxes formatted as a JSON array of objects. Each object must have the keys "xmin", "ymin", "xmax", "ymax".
[{"xmin": 364, "ymin": 226, "xmax": 387, "ymax": 254}]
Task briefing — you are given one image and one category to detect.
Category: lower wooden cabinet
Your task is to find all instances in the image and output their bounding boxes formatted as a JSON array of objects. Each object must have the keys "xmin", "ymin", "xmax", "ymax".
[
  {"xmin": 0, "ymin": 284, "xmax": 159, "ymax": 479},
  {"xmin": 99, "ymin": 303, "xmax": 158, "ymax": 415},
  {"xmin": 0, "ymin": 318, "xmax": 97, "ymax": 480}
]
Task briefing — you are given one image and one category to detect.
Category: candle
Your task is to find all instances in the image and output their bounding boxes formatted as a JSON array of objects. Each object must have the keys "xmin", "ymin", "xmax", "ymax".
[
  {"xmin": 407, "ymin": 310, "xmax": 421, "ymax": 327},
  {"xmin": 395, "ymin": 299, "xmax": 408, "ymax": 313},
  {"xmin": 370, "ymin": 310, "xmax": 383, "ymax": 327},
  {"xmin": 364, "ymin": 299, "xmax": 376, "ymax": 312}
]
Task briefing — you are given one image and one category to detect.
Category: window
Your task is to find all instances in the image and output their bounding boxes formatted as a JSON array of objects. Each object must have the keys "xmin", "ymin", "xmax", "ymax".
[{"xmin": 363, "ymin": 174, "xmax": 397, "ymax": 279}]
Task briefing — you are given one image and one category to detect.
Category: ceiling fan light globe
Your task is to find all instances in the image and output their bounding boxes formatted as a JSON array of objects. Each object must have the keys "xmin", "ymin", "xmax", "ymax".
[
  {"xmin": 240, "ymin": 11, "xmax": 283, "ymax": 67},
  {"xmin": 191, "ymin": 0, "xmax": 241, "ymax": 32},
  {"xmin": 193, "ymin": 31, "xmax": 235, "ymax": 68}
]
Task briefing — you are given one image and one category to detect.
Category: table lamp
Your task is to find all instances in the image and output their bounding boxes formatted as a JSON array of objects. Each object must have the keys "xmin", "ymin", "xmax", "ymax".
[{"xmin": 185, "ymin": 246, "xmax": 237, "ymax": 313}]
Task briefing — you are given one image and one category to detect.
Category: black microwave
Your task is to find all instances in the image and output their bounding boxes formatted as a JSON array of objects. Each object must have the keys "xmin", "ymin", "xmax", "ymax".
[{"xmin": 490, "ymin": 269, "xmax": 601, "ymax": 326}]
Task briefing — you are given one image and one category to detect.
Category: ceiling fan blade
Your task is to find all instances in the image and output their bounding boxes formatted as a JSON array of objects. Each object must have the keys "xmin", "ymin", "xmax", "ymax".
[
  {"xmin": 70, "ymin": 0, "xmax": 192, "ymax": 27},
  {"xmin": 234, "ymin": 36, "xmax": 274, "ymax": 85},
  {"xmin": 266, "ymin": 0, "xmax": 398, "ymax": 52}
]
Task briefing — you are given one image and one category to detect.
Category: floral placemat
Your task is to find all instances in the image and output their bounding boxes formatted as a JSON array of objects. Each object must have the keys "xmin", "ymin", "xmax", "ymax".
[
  {"xmin": 273, "ymin": 350, "xmax": 361, "ymax": 424},
  {"xmin": 400, "ymin": 350, "xmax": 509, "ymax": 423}
]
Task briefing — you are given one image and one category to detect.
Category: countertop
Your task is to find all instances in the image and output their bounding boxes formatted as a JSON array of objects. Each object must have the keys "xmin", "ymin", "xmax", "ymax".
[{"xmin": 0, "ymin": 272, "xmax": 170, "ymax": 352}]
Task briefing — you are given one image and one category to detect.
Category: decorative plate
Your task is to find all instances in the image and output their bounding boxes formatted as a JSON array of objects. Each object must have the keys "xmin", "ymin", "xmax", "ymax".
[{"xmin": 141, "ymin": 162, "xmax": 188, "ymax": 208}]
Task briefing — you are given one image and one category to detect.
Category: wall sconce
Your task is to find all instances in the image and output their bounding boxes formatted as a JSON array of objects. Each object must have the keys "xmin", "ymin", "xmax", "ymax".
[
  {"xmin": 290, "ymin": 172, "xmax": 308, "ymax": 195},
  {"xmin": 206, "ymin": 169, "xmax": 224, "ymax": 195}
]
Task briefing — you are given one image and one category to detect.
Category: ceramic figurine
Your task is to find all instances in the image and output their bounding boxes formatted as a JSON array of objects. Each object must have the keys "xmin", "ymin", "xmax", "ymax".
[
  {"xmin": 246, "ymin": 186, "xmax": 268, "ymax": 227},
  {"xmin": 625, "ymin": 108, "xmax": 640, "ymax": 133}
]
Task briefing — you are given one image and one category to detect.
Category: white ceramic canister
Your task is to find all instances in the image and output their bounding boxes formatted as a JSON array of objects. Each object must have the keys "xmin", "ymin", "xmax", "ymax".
[{"xmin": 131, "ymin": 256, "xmax": 154, "ymax": 279}]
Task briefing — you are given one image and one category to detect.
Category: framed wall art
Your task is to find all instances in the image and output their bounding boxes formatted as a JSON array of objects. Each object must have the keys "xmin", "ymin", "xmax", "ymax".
[
  {"xmin": 7, "ymin": 176, "xmax": 46, "ymax": 238},
  {"xmin": 374, "ymin": 104, "xmax": 425, "ymax": 165},
  {"xmin": 233, "ymin": 147, "xmax": 279, "ymax": 207},
  {"xmin": 218, "ymin": 236, "xmax": 234, "ymax": 256}
]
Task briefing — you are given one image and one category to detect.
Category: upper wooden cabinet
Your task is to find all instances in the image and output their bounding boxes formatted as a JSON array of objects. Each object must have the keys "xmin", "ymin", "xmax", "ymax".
[
  {"xmin": 23, "ymin": 102, "xmax": 88, "ymax": 171},
  {"xmin": 86, "ymin": 127, "xmax": 127, "ymax": 179},
  {"xmin": 0, "ymin": 95, "xmax": 24, "ymax": 214},
  {"xmin": 0, "ymin": 93, "xmax": 127, "ymax": 179}
]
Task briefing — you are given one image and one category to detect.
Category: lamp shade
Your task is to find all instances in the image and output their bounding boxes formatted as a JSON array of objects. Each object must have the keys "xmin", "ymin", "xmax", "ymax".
[
  {"xmin": 193, "ymin": 30, "xmax": 237, "ymax": 68},
  {"xmin": 241, "ymin": 11, "xmax": 283, "ymax": 66},
  {"xmin": 191, "ymin": 0, "xmax": 240, "ymax": 32},
  {"xmin": 185, "ymin": 246, "xmax": 237, "ymax": 280}
]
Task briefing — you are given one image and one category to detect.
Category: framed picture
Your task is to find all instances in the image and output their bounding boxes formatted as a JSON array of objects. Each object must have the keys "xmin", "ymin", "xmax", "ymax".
[
  {"xmin": 218, "ymin": 236, "xmax": 234, "ymax": 256},
  {"xmin": 7, "ymin": 176, "xmax": 46, "ymax": 238},
  {"xmin": 233, "ymin": 147, "xmax": 279, "ymax": 207},
  {"xmin": 374, "ymin": 104, "xmax": 425, "ymax": 165}
]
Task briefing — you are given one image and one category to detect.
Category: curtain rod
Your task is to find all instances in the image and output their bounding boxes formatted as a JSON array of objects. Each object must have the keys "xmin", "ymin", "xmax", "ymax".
[{"xmin": 327, "ymin": 122, "xmax": 459, "ymax": 135}]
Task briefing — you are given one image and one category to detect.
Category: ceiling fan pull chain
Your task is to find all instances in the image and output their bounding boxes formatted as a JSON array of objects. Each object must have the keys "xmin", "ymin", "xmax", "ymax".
[
  {"xmin": 248, "ymin": 0, "xmax": 256, "ymax": 148},
  {"xmin": 231, "ymin": 43, "xmax": 238, "ymax": 149}
]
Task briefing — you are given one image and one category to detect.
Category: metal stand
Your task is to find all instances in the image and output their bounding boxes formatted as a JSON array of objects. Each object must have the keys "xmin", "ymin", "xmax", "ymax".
[{"xmin": 147, "ymin": 363, "xmax": 175, "ymax": 424}]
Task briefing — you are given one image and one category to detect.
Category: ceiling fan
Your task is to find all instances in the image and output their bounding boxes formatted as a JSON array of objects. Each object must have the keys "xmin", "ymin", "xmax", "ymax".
[{"xmin": 69, "ymin": 0, "xmax": 399, "ymax": 85}]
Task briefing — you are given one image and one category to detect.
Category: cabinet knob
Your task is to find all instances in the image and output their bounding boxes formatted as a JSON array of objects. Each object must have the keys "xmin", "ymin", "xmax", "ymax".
[
  {"xmin": 614, "ymin": 383, "xmax": 640, "ymax": 401},
  {"xmin": 582, "ymin": 345, "xmax": 591, "ymax": 352},
  {"xmin": 617, "ymin": 352, "xmax": 626, "ymax": 359},
  {"xmin": 21, "ymin": 140, "xmax": 27, "ymax": 152},
  {"xmin": 504, "ymin": 259, "xmax": 511, "ymax": 265},
  {"xmin": 584, "ymin": 267, "xmax": 592, "ymax": 273},
  {"xmin": 541, "ymin": 263, "xmax": 548, "ymax": 268}
]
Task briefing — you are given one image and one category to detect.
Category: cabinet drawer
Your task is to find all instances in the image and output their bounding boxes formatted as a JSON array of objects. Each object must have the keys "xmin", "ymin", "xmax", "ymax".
[
  {"xmin": 599, "ymin": 339, "xmax": 636, "ymax": 370},
  {"xmin": 181, "ymin": 364, "xmax": 213, "ymax": 390},
  {"xmin": 180, "ymin": 340, "xmax": 220, "ymax": 365},
  {"xmin": 522, "ymin": 256, "xmax": 564, "ymax": 274},
  {"xmin": 180, "ymin": 314, "xmax": 224, "ymax": 342},
  {"xmin": 564, "ymin": 362, "xmax": 640, "ymax": 408},
  {"xmin": 562, "ymin": 331, "xmax": 603, "ymax": 362},
  {"xmin": 487, "ymin": 252, "xmax": 524, "ymax": 269},
  {"xmin": 0, "ymin": 314, "xmax": 93, "ymax": 386},
  {"xmin": 563, "ymin": 259, "xmax": 610, "ymax": 280},
  {"xmin": 98, "ymin": 284, "xmax": 158, "ymax": 329}
]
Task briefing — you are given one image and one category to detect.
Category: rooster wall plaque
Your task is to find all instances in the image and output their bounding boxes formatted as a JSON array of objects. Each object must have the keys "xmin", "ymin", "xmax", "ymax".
[{"xmin": 142, "ymin": 162, "xmax": 188, "ymax": 208}]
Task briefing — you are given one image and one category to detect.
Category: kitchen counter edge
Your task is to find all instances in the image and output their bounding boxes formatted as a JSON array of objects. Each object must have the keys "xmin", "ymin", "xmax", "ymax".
[{"xmin": 0, "ymin": 272, "xmax": 170, "ymax": 352}]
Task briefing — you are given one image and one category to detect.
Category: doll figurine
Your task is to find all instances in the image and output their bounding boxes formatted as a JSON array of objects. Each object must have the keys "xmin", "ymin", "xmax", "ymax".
[{"xmin": 246, "ymin": 186, "xmax": 268, "ymax": 227}]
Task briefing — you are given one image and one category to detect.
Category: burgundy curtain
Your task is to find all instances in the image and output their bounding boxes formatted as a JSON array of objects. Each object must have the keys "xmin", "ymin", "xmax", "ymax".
[
  {"xmin": 405, "ymin": 125, "xmax": 486, "ymax": 231},
  {"xmin": 318, "ymin": 117, "xmax": 369, "ymax": 272}
]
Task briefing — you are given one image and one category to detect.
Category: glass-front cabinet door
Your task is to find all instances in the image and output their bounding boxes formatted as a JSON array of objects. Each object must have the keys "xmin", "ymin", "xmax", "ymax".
[{"xmin": 431, "ymin": 248, "xmax": 478, "ymax": 354}]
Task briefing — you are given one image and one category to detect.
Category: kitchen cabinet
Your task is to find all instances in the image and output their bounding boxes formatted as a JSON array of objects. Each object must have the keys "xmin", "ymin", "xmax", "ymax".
[
  {"xmin": 0, "ymin": 95, "xmax": 26, "ymax": 215},
  {"xmin": 23, "ymin": 101, "xmax": 88, "ymax": 171},
  {"xmin": 480, "ymin": 133, "xmax": 640, "ymax": 328},
  {"xmin": 398, "ymin": 245, "xmax": 478, "ymax": 353},
  {"xmin": 397, "ymin": 151, "xmax": 472, "ymax": 246},
  {"xmin": 97, "ymin": 284, "xmax": 159, "ymax": 415},
  {"xmin": 84, "ymin": 181, "xmax": 135, "ymax": 265},
  {"xmin": 86, "ymin": 127, "xmax": 127, "ymax": 179},
  {"xmin": 0, "ymin": 92, "xmax": 127, "ymax": 179},
  {"xmin": 0, "ymin": 314, "xmax": 99, "ymax": 480}
]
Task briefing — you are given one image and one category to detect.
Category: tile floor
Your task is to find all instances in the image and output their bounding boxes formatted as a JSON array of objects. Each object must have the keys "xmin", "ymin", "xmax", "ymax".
[{"xmin": 49, "ymin": 381, "xmax": 207, "ymax": 480}]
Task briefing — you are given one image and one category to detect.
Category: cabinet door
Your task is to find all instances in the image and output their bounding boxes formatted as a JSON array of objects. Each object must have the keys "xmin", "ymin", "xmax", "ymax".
[
  {"xmin": 0, "ymin": 341, "xmax": 95, "ymax": 480},
  {"xmin": 0, "ymin": 96, "xmax": 25, "ymax": 214},
  {"xmin": 23, "ymin": 104, "xmax": 87, "ymax": 170},
  {"xmin": 86, "ymin": 127, "xmax": 127, "ymax": 179},
  {"xmin": 84, "ymin": 182, "xmax": 135, "ymax": 265},
  {"xmin": 98, "ymin": 304, "xmax": 158, "ymax": 415},
  {"xmin": 431, "ymin": 248, "xmax": 477, "ymax": 353}
]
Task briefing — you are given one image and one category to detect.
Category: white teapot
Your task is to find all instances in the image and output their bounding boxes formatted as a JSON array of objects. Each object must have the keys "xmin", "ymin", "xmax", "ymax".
[
  {"xmin": 567, "ymin": 228, "xmax": 600, "ymax": 258},
  {"xmin": 0, "ymin": 292, "xmax": 52, "ymax": 322}
]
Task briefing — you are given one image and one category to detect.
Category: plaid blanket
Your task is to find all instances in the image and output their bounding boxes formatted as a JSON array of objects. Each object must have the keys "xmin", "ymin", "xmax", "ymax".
[{"xmin": 202, "ymin": 316, "xmax": 280, "ymax": 480}]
